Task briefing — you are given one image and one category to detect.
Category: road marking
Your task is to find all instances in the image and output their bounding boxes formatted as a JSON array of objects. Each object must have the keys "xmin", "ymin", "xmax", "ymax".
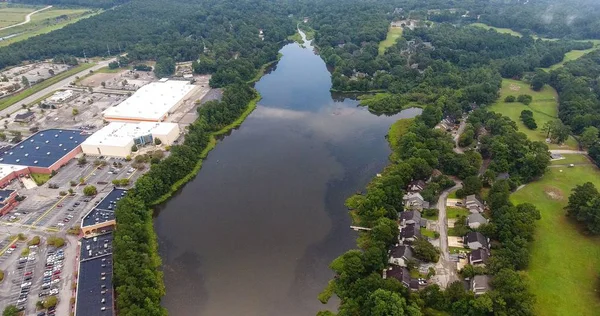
[
  {"xmin": 127, "ymin": 169, "xmax": 137, "ymax": 180},
  {"xmin": 31, "ymin": 195, "xmax": 68, "ymax": 227},
  {"xmin": 0, "ymin": 237, "xmax": 18, "ymax": 256},
  {"xmin": 0, "ymin": 221, "xmax": 60, "ymax": 233}
]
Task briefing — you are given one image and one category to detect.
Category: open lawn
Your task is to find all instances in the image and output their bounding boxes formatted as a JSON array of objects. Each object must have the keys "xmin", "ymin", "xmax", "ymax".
[
  {"xmin": 420, "ymin": 227, "xmax": 437, "ymax": 238},
  {"xmin": 0, "ymin": 7, "xmax": 96, "ymax": 47},
  {"xmin": 512, "ymin": 164, "xmax": 600, "ymax": 316},
  {"xmin": 470, "ymin": 22, "xmax": 522, "ymax": 37},
  {"xmin": 379, "ymin": 26, "xmax": 403, "ymax": 55},
  {"xmin": 31, "ymin": 173, "xmax": 50, "ymax": 186},
  {"xmin": 543, "ymin": 40, "xmax": 600, "ymax": 71},
  {"xmin": 550, "ymin": 154, "xmax": 593, "ymax": 165},
  {"xmin": 487, "ymin": 79, "xmax": 578, "ymax": 149},
  {"xmin": 0, "ymin": 5, "xmax": 40, "ymax": 28},
  {"xmin": 446, "ymin": 206, "xmax": 469, "ymax": 219},
  {"xmin": 387, "ymin": 117, "xmax": 414, "ymax": 151}
]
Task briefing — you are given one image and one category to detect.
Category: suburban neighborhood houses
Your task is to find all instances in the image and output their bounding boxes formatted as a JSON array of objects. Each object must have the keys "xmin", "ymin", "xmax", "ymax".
[{"xmin": 383, "ymin": 173, "xmax": 493, "ymax": 295}]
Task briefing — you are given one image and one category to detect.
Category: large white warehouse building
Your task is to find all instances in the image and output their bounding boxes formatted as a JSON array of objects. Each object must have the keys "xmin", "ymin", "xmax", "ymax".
[
  {"xmin": 81, "ymin": 122, "xmax": 180, "ymax": 157},
  {"xmin": 103, "ymin": 79, "xmax": 196, "ymax": 122}
]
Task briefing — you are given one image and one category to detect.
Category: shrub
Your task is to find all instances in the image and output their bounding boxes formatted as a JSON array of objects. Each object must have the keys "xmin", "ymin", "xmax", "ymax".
[
  {"xmin": 517, "ymin": 94, "xmax": 532, "ymax": 105},
  {"xmin": 504, "ymin": 95, "xmax": 516, "ymax": 102},
  {"xmin": 47, "ymin": 236, "xmax": 65, "ymax": 248},
  {"xmin": 83, "ymin": 185, "xmax": 97, "ymax": 196},
  {"xmin": 27, "ymin": 236, "xmax": 40, "ymax": 246}
]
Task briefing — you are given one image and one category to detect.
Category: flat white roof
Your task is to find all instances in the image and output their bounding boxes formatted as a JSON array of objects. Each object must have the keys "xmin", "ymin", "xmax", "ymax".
[
  {"xmin": 103, "ymin": 80, "xmax": 195, "ymax": 121},
  {"xmin": 0, "ymin": 163, "xmax": 28, "ymax": 179},
  {"xmin": 83, "ymin": 122, "xmax": 179, "ymax": 148}
]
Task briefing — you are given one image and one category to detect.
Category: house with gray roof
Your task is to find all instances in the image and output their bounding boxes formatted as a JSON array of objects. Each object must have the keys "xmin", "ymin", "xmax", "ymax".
[
  {"xmin": 468, "ymin": 248, "xmax": 490, "ymax": 266},
  {"xmin": 389, "ymin": 245, "xmax": 413, "ymax": 267},
  {"xmin": 470, "ymin": 275, "xmax": 491, "ymax": 295},
  {"xmin": 403, "ymin": 192, "xmax": 430, "ymax": 210},
  {"xmin": 400, "ymin": 224, "xmax": 422, "ymax": 243},
  {"xmin": 400, "ymin": 210, "xmax": 422, "ymax": 226},
  {"xmin": 465, "ymin": 195, "xmax": 484, "ymax": 213},
  {"xmin": 383, "ymin": 266, "xmax": 419, "ymax": 291},
  {"xmin": 467, "ymin": 213, "xmax": 488, "ymax": 229},
  {"xmin": 464, "ymin": 231, "xmax": 489, "ymax": 250}
]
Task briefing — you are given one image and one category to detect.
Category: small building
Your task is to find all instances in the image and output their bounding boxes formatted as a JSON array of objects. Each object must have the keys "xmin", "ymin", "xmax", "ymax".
[
  {"xmin": 470, "ymin": 275, "xmax": 491, "ymax": 295},
  {"xmin": 47, "ymin": 89, "xmax": 75, "ymax": 105},
  {"xmin": 389, "ymin": 244, "xmax": 413, "ymax": 267},
  {"xmin": 383, "ymin": 266, "xmax": 412, "ymax": 289},
  {"xmin": 81, "ymin": 188, "xmax": 127, "ymax": 237},
  {"xmin": 465, "ymin": 195, "xmax": 484, "ymax": 213},
  {"xmin": 0, "ymin": 189, "xmax": 18, "ymax": 215},
  {"xmin": 400, "ymin": 224, "xmax": 422, "ymax": 243},
  {"xmin": 466, "ymin": 213, "xmax": 488, "ymax": 229},
  {"xmin": 407, "ymin": 180, "xmax": 426, "ymax": 193},
  {"xmin": 468, "ymin": 248, "xmax": 490, "ymax": 266},
  {"xmin": 400, "ymin": 210, "xmax": 422, "ymax": 226},
  {"xmin": 464, "ymin": 232, "xmax": 489, "ymax": 250},
  {"xmin": 403, "ymin": 192, "xmax": 430, "ymax": 210},
  {"xmin": 14, "ymin": 111, "xmax": 34, "ymax": 123}
]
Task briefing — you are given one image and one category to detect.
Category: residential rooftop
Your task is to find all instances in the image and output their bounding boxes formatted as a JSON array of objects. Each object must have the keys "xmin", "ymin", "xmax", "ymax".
[{"xmin": 0, "ymin": 129, "xmax": 89, "ymax": 167}]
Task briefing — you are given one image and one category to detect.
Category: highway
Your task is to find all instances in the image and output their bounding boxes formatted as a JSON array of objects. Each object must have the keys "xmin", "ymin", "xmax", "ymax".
[{"xmin": 0, "ymin": 57, "xmax": 117, "ymax": 117}]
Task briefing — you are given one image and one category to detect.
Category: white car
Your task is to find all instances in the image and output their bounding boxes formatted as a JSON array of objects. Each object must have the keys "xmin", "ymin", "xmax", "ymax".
[
  {"xmin": 17, "ymin": 298, "xmax": 26, "ymax": 304},
  {"xmin": 49, "ymin": 288, "xmax": 59, "ymax": 295},
  {"xmin": 6, "ymin": 249, "xmax": 13, "ymax": 254},
  {"xmin": 57, "ymin": 223, "xmax": 65, "ymax": 227},
  {"xmin": 44, "ymin": 271, "xmax": 52, "ymax": 277},
  {"xmin": 20, "ymin": 282, "xmax": 31, "ymax": 288}
]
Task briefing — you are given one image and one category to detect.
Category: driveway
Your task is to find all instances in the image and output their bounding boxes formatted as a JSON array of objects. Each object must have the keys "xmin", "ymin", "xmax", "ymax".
[
  {"xmin": 0, "ymin": 6, "xmax": 52, "ymax": 32},
  {"xmin": 431, "ymin": 182, "xmax": 461, "ymax": 288}
]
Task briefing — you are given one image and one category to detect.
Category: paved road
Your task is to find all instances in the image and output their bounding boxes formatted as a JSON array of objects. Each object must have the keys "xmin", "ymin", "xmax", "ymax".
[
  {"xmin": 549, "ymin": 149, "xmax": 587, "ymax": 154},
  {"xmin": 0, "ymin": 5, "xmax": 53, "ymax": 32},
  {"xmin": 0, "ymin": 58, "xmax": 117, "ymax": 117},
  {"xmin": 453, "ymin": 119, "xmax": 467, "ymax": 154},
  {"xmin": 433, "ymin": 182, "xmax": 462, "ymax": 288}
]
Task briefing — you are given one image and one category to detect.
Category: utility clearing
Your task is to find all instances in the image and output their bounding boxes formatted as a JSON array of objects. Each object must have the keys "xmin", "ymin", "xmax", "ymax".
[{"xmin": 378, "ymin": 26, "xmax": 403, "ymax": 55}]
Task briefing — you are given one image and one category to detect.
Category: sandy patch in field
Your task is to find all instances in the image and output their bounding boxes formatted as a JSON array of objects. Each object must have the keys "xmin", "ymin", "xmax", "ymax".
[
  {"xmin": 544, "ymin": 186, "xmax": 564, "ymax": 200},
  {"xmin": 80, "ymin": 72, "xmax": 120, "ymax": 87},
  {"xmin": 509, "ymin": 84, "xmax": 521, "ymax": 91}
]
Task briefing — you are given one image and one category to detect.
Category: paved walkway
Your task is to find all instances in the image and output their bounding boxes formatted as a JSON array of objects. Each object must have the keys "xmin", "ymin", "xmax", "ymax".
[
  {"xmin": 549, "ymin": 149, "xmax": 586, "ymax": 154},
  {"xmin": 0, "ymin": 5, "xmax": 53, "ymax": 32}
]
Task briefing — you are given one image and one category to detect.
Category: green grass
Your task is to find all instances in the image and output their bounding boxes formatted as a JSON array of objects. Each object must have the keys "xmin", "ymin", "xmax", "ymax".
[
  {"xmin": 0, "ymin": 5, "xmax": 40, "ymax": 28},
  {"xmin": 287, "ymin": 32, "xmax": 304, "ymax": 44},
  {"xmin": 448, "ymin": 191, "xmax": 458, "ymax": 199},
  {"xmin": 95, "ymin": 66, "xmax": 129, "ymax": 74},
  {"xmin": 422, "ymin": 212, "xmax": 439, "ymax": 221},
  {"xmin": 379, "ymin": 26, "xmax": 403, "ymax": 55},
  {"xmin": 550, "ymin": 154, "xmax": 593, "ymax": 165},
  {"xmin": 470, "ymin": 22, "xmax": 523, "ymax": 37},
  {"xmin": 446, "ymin": 206, "xmax": 469, "ymax": 219},
  {"xmin": 387, "ymin": 117, "xmax": 414, "ymax": 151},
  {"xmin": 420, "ymin": 227, "xmax": 437, "ymax": 238},
  {"xmin": 543, "ymin": 40, "xmax": 600, "ymax": 71},
  {"xmin": 0, "ymin": 8, "xmax": 97, "ymax": 47},
  {"xmin": 487, "ymin": 79, "xmax": 578, "ymax": 149},
  {"xmin": 0, "ymin": 63, "xmax": 93, "ymax": 111},
  {"xmin": 511, "ymin": 164, "xmax": 600, "ymax": 316},
  {"xmin": 31, "ymin": 173, "xmax": 50, "ymax": 186},
  {"xmin": 449, "ymin": 246, "xmax": 468, "ymax": 254}
]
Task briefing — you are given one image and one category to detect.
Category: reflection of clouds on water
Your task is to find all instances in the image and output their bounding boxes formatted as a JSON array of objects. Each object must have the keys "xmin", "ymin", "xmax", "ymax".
[{"xmin": 252, "ymin": 105, "xmax": 308, "ymax": 120}]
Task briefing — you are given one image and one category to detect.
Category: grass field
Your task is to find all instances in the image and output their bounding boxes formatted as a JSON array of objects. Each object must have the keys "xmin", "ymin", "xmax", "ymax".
[
  {"xmin": 550, "ymin": 154, "xmax": 593, "ymax": 165},
  {"xmin": 487, "ymin": 79, "xmax": 578, "ymax": 149},
  {"xmin": 31, "ymin": 173, "xmax": 50, "ymax": 185},
  {"xmin": 543, "ymin": 40, "xmax": 600, "ymax": 71},
  {"xmin": 0, "ymin": 5, "xmax": 41, "ymax": 28},
  {"xmin": 446, "ymin": 206, "xmax": 469, "ymax": 219},
  {"xmin": 0, "ymin": 63, "xmax": 93, "ymax": 111},
  {"xmin": 470, "ymin": 22, "xmax": 523, "ymax": 37},
  {"xmin": 420, "ymin": 227, "xmax": 437, "ymax": 238},
  {"xmin": 379, "ymin": 26, "xmax": 403, "ymax": 55},
  {"xmin": 512, "ymin": 164, "xmax": 600, "ymax": 316},
  {"xmin": 0, "ymin": 7, "xmax": 96, "ymax": 47}
]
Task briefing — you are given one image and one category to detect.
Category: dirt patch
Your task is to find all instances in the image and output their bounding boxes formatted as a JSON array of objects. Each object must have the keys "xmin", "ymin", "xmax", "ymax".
[
  {"xmin": 544, "ymin": 186, "xmax": 564, "ymax": 200},
  {"xmin": 509, "ymin": 84, "xmax": 521, "ymax": 91},
  {"xmin": 80, "ymin": 72, "xmax": 120, "ymax": 87}
]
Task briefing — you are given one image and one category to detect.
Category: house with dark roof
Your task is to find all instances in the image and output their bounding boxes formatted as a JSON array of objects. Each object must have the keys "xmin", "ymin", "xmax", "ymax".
[
  {"xmin": 466, "ymin": 213, "xmax": 488, "ymax": 229},
  {"xmin": 407, "ymin": 180, "xmax": 426, "ymax": 193},
  {"xmin": 470, "ymin": 275, "xmax": 491, "ymax": 295},
  {"xmin": 464, "ymin": 231, "xmax": 489, "ymax": 250},
  {"xmin": 403, "ymin": 192, "xmax": 429, "ymax": 210},
  {"xmin": 400, "ymin": 224, "xmax": 422, "ymax": 243},
  {"xmin": 468, "ymin": 248, "xmax": 490, "ymax": 266},
  {"xmin": 389, "ymin": 244, "xmax": 413, "ymax": 267},
  {"xmin": 400, "ymin": 210, "xmax": 422, "ymax": 226},
  {"xmin": 383, "ymin": 266, "xmax": 419, "ymax": 291},
  {"xmin": 465, "ymin": 195, "xmax": 484, "ymax": 213}
]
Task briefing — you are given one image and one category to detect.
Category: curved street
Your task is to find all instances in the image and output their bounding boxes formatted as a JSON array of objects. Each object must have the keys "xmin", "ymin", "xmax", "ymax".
[{"xmin": 0, "ymin": 5, "xmax": 53, "ymax": 32}]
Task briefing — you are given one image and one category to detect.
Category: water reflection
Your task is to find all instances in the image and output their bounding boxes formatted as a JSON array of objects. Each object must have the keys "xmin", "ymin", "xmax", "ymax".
[{"xmin": 155, "ymin": 36, "xmax": 421, "ymax": 316}]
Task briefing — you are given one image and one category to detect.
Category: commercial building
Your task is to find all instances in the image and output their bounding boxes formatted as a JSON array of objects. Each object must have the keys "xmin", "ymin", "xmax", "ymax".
[
  {"xmin": 74, "ymin": 232, "xmax": 114, "ymax": 316},
  {"xmin": 0, "ymin": 129, "xmax": 88, "ymax": 174},
  {"xmin": 81, "ymin": 188, "xmax": 127, "ymax": 237},
  {"xmin": 0, "ymin": 189, "xmax": 18, "ymax": 215},
  {"xmin": 81, "ymin": 122, "xmax": 180, "ymax": 157},
  {"xmin": 103, "ymin": 79, "xmax": 196, "ymax": 122},
  {"xmin": 47, "ymin": 90, "xmax": 75, "ymax": 105}
]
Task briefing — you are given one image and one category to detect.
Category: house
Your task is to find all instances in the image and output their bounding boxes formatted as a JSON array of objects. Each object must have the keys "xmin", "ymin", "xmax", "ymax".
[
  {"xmin": 400, "ymin": 224, "xmax": 422, "ymax": 243},
  {"xmin": 496, "ymin": 172, "xmax": 510, "ymax": 181},
  {"xmin": 383, "ymin": 266, "xmax": 419, "ymax": 290},
  {"xmin": 465, "ymin": 195, "xmax": 484, "ymax": 213},
  {"xmin": 14, "ymin": 111, "xmax": 34, "ymax": 123},
  {"xmin": 464, "ymin": 231, "xmax": 489, "ymax": 250},
  {"xmin": 400, "ymin": 210, "xmax": 422, "ymax": 226},
  {"xmin": 470, "ymin": 275, "xmax": 491, "ymax": 295},
  {"xmin": 407, "ymin": 180, "xmax": 426, "ymax": 193},
  {"xmin": 403, "ymin": 192, "xmax": 430, "ymax": 210},
  {"xmin": 466, "ymin": 213, "xmax": 488, "ymax": 229},
  {"xmin": 468, "ymin": 248, "xmax": 490, "ymax": 266},
  {"xmin": 389, "ymin": 244, "xmax": 413, "ymax": 267}
]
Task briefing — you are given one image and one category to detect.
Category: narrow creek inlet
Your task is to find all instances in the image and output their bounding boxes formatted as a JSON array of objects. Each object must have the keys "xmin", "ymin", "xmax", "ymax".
[{"xmin": 154, "ymin": 35, "xmax": 421, "ymax": 316}]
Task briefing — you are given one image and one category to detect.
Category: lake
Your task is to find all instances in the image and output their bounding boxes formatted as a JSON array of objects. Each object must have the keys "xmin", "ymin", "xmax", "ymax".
[{"xmin": 155, "ymin": 35, "xmax": 421, "ymax": 316}]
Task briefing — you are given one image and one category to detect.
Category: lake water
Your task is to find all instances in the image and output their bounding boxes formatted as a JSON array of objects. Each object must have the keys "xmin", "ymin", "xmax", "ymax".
[{"xmin": 155, "ymin": 36, "xmax": 421, "ymax": 316}]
